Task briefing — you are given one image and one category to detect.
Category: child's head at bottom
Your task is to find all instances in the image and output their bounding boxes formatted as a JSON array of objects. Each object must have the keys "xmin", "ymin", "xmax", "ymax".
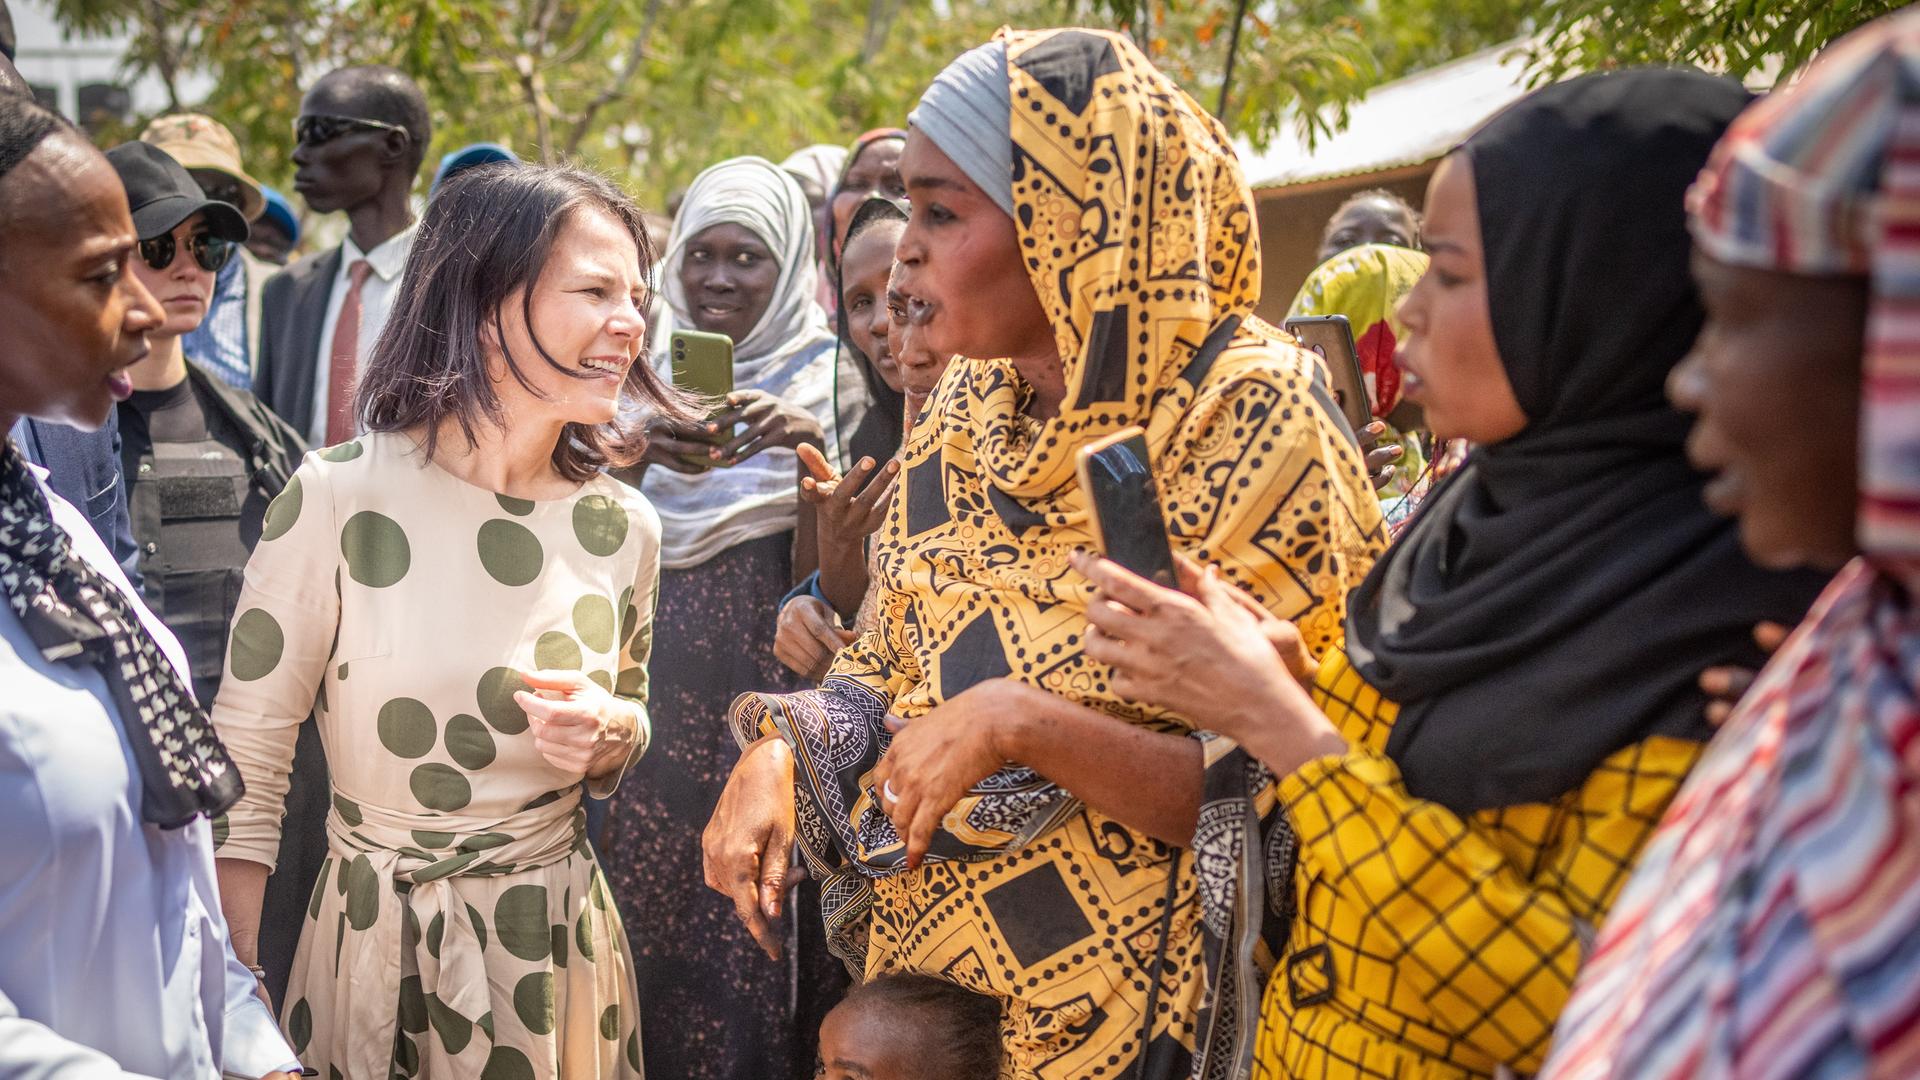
[{"xmin": 819, "ymin": 972, "xmax": 1003, "ymax": 1080}]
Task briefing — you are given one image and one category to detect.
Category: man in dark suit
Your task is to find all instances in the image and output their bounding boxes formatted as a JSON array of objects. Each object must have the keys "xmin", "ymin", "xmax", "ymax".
[{"xmin": 254, "ymin": 66, "xmax": 429, "ymax": 445}]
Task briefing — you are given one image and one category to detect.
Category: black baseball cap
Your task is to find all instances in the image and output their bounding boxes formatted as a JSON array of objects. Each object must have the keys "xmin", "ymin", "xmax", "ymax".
[{"xmin": 104, "ymin": 141, "xmax": 249, "ymax": 244}]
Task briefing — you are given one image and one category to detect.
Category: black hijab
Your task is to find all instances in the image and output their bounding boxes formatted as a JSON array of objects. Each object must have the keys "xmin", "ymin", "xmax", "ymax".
[{"xmin": 1345, "ymin": 68, "xmax": 1833, "ymax": 813}]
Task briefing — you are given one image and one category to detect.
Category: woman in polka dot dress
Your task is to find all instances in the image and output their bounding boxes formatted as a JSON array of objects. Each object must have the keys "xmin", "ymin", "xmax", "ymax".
[{"xmin": 209, "ymin": 164, "xmax": 690, "ymax": 1078}]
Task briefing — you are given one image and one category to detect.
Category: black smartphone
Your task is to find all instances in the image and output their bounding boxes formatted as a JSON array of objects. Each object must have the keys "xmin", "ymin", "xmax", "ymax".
[
  {"xmin": 1284, "ymin": 314, "xmax": 1372, "ymax": 435},
  {"xmin": 1075, "ymin": 426, "xmax": 1178, "ymax": 590},
  {"xmin": 669, "ymin": 328, "xmax": 734, "ymax": 468}
]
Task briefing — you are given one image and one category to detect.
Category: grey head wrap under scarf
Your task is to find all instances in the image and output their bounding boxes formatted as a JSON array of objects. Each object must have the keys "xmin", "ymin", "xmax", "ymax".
[{"xmin": 908, "ymin": 40, "xmax": 1014, "ymax": 217}]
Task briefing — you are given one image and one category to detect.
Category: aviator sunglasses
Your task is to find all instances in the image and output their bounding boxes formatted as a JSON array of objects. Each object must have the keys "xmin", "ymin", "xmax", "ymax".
[
  {"xmin": 140, "ymin": 231, "xmax": 236, "ymax": 274},
  {"xmin": 294, "ymin": 113, "xmax": 411, "ymax": 147}
]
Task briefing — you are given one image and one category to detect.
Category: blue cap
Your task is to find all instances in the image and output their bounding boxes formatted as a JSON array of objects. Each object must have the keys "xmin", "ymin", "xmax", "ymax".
[
  {"xmin": 431, "ymin": 142, "xmax": 520, "ymax": 199},
  {"xmin": 258, "ymin": 186, "xmax": 299, "ymax": 246}
]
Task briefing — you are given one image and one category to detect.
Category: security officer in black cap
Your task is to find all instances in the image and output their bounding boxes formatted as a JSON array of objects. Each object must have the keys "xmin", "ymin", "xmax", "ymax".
[{"xmin": 104, "ymin": 140, "xmax": 306, "ymax": 706}]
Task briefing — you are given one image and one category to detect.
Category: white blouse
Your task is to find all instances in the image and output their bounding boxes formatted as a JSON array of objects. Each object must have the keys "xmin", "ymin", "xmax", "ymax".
[{"xmin": 0, "ymin": 464, "xmax": 297, "ymax": 1079}]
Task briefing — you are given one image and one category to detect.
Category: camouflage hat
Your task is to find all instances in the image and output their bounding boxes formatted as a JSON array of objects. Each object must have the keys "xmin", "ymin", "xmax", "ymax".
[{"xmin": 139, "ymin": 113, "xmax": 265, "ymax": 222}]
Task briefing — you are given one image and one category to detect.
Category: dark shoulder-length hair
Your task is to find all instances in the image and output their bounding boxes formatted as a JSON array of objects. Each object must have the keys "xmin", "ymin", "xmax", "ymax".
[{"xmin": 357, "ymin": 162, "xmax": 695, "ymax": 482}]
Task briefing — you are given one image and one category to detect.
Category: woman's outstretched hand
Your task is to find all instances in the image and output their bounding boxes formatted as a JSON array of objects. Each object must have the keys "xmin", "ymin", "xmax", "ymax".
[
  {"xmin": 1075, "ymin": 551, "xmax": 1347, "ymax": 777},
  {"xmin": 870, "ymin": 679, "xmax": 1027, "ymax": 870},
  {"xmin": 702, "ymin": 735, "xmax": 798, "ymax": 961},
  {"xmin": 797, "ymin": 443, "xmax": 897, "ymax": 548}
]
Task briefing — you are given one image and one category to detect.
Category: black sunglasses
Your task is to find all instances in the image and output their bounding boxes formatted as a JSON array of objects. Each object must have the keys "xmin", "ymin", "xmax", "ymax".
[
  {"xmin": 294, "ymin": 113, "xmax": 411, "ymax": 147},
  {"xmin": 140, "ymin": 232, "xmax": 236, "ymax": 274}
]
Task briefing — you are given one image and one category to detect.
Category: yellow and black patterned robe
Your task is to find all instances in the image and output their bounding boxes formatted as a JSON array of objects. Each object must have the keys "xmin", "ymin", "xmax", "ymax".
[
  {"xmin": 732, "ymin": 27, "xmax": 1383, "ymax": 1079},
  {"xmin": 1251, "ymin": 651, "xmax": 1701, "ymax": 1079}
]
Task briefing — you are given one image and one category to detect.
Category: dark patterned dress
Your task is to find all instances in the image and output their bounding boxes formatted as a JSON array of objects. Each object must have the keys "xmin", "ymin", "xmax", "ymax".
[{"xmin": 598, "ymin": 530, "xmax": 848, "ymax": 1080}]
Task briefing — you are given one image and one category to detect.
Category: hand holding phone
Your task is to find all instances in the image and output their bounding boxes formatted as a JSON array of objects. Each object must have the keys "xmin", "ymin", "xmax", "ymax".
[
  {"xmin": 1075, "ymin": 426, "xmax": 1178, "ymax": 590},
  {"xmin": 669, "ymin": 329, "xmax": 735, "ymax": 469}
]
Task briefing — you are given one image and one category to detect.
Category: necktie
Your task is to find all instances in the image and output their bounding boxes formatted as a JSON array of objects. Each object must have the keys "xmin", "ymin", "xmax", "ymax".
[{"xmin": 325, "ymin": 259, "xmax": 374, "ymax": 446}]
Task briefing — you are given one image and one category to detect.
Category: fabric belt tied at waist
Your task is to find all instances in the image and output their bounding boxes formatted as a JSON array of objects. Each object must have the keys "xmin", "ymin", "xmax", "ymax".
[{"xmin": 323, "ymin": 794, "xmax": 583, "ymax": 1079}]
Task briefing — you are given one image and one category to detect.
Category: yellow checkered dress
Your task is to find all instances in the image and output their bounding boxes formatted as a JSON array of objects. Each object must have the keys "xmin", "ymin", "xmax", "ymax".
[{"xmin": 1251, "ymin": 650, "xmax": 1701, "ymax": 1079}]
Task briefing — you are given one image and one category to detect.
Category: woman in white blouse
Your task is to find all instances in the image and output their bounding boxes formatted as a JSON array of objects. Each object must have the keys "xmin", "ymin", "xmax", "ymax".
[{"xmin": 0, "ymin": 96, "xmax": 299, "ymax": 1078}]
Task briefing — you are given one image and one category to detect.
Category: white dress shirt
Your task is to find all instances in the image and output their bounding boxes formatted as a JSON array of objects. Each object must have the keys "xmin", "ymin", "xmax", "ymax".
[
  {"xmin": 305, "ymin": 220, "xmax": 418, "ymax": 445},
  {"xmin": 0, "ymin": 466, "xmax": 299, "ymax": 1080}
]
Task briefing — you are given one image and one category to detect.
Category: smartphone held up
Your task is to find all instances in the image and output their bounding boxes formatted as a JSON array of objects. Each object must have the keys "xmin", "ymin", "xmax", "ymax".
[
  {"xmin": 669, "ymin": 328, "xmax": 734, "ymax": 469},
  {"xmin": 1075, "ymin": 426, "xmax": 1179, "ymax": 590},
  {"xmin": 1284, "ymin": 314, "xmax": 1372, "ymax": 438}
]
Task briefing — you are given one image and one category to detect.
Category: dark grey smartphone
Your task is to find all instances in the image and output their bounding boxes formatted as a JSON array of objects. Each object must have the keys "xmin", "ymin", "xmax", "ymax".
[
  {"xmin": 1075, "ymin": 426, "xmax": 1178, "ymax": 590},
  {"xmin": 1284, "ymin": 314, "xmax": 1372, "ymax": 434}
]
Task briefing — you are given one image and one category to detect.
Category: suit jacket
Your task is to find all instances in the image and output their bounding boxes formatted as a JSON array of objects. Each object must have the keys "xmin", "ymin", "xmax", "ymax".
[
  {"xmin": 9, "ymin": 415, "xmax": 143, "ymax": 586},
  {"xmin": 253, "ymin": 244, "xmax": 343, "ymax": 434}
]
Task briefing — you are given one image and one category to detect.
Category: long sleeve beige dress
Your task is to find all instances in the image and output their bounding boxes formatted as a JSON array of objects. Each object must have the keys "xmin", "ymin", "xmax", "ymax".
[{"xmin": 211, "ymin": 431, "xmax": 658, "ymax": 1080}]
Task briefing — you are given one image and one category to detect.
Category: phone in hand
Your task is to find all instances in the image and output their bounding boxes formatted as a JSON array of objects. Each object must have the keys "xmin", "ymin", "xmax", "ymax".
[
  {"xmin": 1075, "ymin": 426, "xmax": 1178, "ymax": 590},
  {"xmin": 669, "ymin": 328, "xmax": 734, "ymax": 469},
  {"xmin": 1284, "ymin": 314, "xmax": 1372, "ymax": 436}
]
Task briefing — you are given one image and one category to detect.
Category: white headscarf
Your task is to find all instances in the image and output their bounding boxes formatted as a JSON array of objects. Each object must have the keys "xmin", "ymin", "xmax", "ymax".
[
  {"xmin": 643, "ymin": 156, "xmax": 839, "ymax": 569},
  {"xmin": 779, "ymin": 143, "xmax": 848, "ymax": 195}
]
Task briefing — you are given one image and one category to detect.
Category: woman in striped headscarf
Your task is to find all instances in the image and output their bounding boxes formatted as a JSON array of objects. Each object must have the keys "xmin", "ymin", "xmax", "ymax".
[{"xmin": 1544, "ymin": 11, "xmax": 1920, "ymax": 1079}]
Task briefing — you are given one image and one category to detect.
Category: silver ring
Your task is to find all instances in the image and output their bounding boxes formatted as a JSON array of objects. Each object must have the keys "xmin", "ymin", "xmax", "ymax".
[{"xmin": 882, "ymin": 778, "xmax": 900, "ymax": 804}]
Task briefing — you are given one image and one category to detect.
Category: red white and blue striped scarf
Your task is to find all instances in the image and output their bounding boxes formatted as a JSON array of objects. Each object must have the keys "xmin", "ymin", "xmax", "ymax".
[{"xmin": 1545, "ymin": 12, "xmax": 1920, "ymax": 1079}]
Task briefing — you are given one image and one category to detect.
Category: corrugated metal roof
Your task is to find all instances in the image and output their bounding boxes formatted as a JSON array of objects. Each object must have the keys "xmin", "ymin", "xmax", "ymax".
[
  {"xmin": 1235, "ymin": 38, "xmax": 1545, "ymax": 191},
  {"xmin": 1236, "ymin": 35, "xmax": 1792, "ymax": 193}
]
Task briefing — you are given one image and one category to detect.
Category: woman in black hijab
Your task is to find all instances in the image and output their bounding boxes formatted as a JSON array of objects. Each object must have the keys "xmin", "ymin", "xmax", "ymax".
[{"xmin": 1075, "ymin": 68, "xmax": 1833, "ymax": 1079}]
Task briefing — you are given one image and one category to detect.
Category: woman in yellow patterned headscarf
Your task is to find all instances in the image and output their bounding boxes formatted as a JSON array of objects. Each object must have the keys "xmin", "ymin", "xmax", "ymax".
[
  {"xmin": 704, "ymin": 27, "xmax": 1382, "ymax": 1078},
  {"xmin": 1287, "ymin": 243, "xmax": 1463, "ymax": 527}
]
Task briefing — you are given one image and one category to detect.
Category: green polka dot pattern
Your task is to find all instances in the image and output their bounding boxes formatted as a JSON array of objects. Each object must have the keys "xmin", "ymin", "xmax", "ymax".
[
  {"xmin": 398, "ymin": 974, "xmax": 428, "ymax": 1034},
  {"xmin": 228, "ymin": 608, "xmax": 283, "ymax": 681},
  {"xmin": 288, "ymin": 998, "xmax": 312, "ymax": 1054},
  {"xmin": 617, "ymin": 585, "xmax": 638, "ymax": 646},
  {"xmin": 573, "ymin": 595, "xmax": 616, "ymax": 652},
  {"xmin": 342, "ymin": 854, "xmax": 380, "ymax": 931},
  {"xmin": 377, "ymin": 698, "xmax": 437, "ymax": 758},
  {"xmin": 495, "ymin": 884, "xmax": 551, "ymax": 961},
  {"xmin": 427, "ymin": 992, "xmax": 473, "ymax": 1054},
  {"xmin": 513, "ymin": 971, "xmax": 555, "ymax": 1035},
  {"xmin": 444, "ymin": 713, "xmax": 497, "ymax": 770},
  {"xmin": 476, "ymin": 667, "xmax": 528, "ymax": 734},
  {"xmin": 477, "ymin": 519, "xmax": 543, "ymax": 586},
  {"xmin": 224, "ymin": 436, "xmax": 650, "ymax": 1074},
  {"xmin": 331, "ymin": 793, "xmax": 363, "ymax": 827},
  {"xmin": 572, "ymin": 494, "xmax": 628, "ymax": 556},
  {"xmin": 260, "ymin": 474, "xmax": 302, "ymax": 541},
  {"xmin": 340, "ymin": 510, "xmax": 411, "ymax": 588},
  {"xmin": 408, "ymin": 763, "xmax": 472, "ymax": 812},
  {"xmin": 480, "ymin": 1046, "xmax": 535, "ymax": 1080},
  {"xmin": 534, "ymin": 631, "xmax": 582, "ymax": 671}
]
